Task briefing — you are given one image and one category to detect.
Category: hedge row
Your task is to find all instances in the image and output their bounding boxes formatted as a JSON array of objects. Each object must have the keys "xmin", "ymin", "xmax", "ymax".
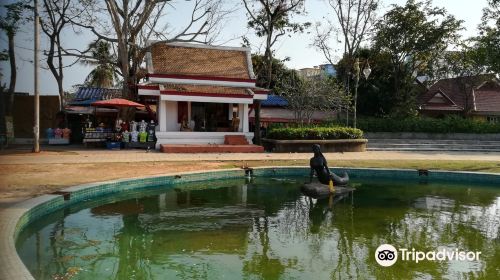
[
  {"xmin": 357, "ymin": 116, "xmax": 500, "ymax": 133},
  {"xmin": 267, "ymin": 126, "xmax": 364, "ymax": 140}
]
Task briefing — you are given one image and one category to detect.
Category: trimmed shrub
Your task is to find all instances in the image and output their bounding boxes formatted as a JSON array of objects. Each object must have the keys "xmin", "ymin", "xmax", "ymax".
[
  {"xmin": 358, "ymin": 116, "xmax": 500, "ymax": 134},
  {"xmin": 267, "ymin": 126, "xmax": 364, "ymax": 140}
]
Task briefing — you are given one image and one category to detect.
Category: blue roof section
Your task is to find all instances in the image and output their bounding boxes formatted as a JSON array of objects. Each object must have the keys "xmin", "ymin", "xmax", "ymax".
[
  {"xmin": 73, "ymin": 87, "xmax": 122, "ymax": 102},
  {"xmin": 262, "ymin": 94, "xmax": 288, "ymax": 107}
]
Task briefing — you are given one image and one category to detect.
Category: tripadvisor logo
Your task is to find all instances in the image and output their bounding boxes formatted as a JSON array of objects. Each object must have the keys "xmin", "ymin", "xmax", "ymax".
[
  {"xmin": 375, "ymin": 244, "xmax": 481, "ymax": 267},
  {"xmin": 375, "ymin": 244, "xmax": 398, "ymax": 267}
]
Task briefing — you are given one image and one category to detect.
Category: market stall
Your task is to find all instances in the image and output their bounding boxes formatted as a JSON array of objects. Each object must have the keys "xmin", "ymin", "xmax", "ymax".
[{"xmin": 83, "ymin": 98, "xmax": 156, "ymax": 149}]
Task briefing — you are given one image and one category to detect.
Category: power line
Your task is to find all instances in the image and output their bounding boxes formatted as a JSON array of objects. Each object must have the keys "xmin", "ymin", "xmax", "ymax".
[{"xmin": 0, "ymin": 37, "xmax": 39, "ymax": 52}]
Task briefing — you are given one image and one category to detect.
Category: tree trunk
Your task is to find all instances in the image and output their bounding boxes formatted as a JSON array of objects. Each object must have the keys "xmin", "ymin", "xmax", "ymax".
[
  {"xmin": 254, "ymin": 45, "xmax": 273, "ymax": 145},
  {"xmin": 120, "ymin": 0, "xmax": 130, "ymax": 99},
  {"xmin": 56, "ymin": 33, "xmax": 64, "ymax": 110},
  {"xmin": 46, "ymin": 36, "xmax": 64, "ymax": 112},
  {"xmin": 7, "ymin": 32, "xmax": 16, "ymax": 116},
  {"xmin": 57, "ymin": 78, "xmax": 64, "ymax": 110},
  {"xmin": 254, "ymin": 100, "xmax": 261, "ymax": 144}
]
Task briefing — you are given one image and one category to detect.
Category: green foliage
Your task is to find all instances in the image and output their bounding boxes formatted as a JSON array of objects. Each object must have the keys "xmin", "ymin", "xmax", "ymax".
[
  {"xmin": 267, "ymin": 126, "xmax": 364, "ymax": 140},
  {"xmin": 475, "ymin": 28, "xmax": 500, "ymax": 73},
  {"xmin": 434, "ymin": 44, "xmax": 486, "ymax": 82},
  {"xmin": 81, "ymin": 40, "xmax": 119, "ymax": 87},
  {"xmin": 244, "ymin": 0, "xmax": 309, "ymax": 39},
  {"xmin": 277, "ymin": 75, "xmax": 349, "ymax": 124},
  {"xmin": 372, "ymin": 0, "xmax": 463, "ymax": 117},
  {"xmin": 474, "ymin": 0, "xmax": 500, "ymax": 73},
  {"xmin": 0, "ymin": 50, "xmax": 8, "ymax": 61},
  {"xmin": 336, "ymin": 48, "xmax": 403, "ymax": 116},
  {"xmin": 251, "ymin": 54, "xmax": 297, "ymax": 91},
  {"xmin": 338, "ymin": 0, "xmax": 466, "ymax": 118},
  {"xmin": 358, "ymin": 116, "xmax": 500, "ymax": 133},
  {"xmin": 0, "ymin": 1, "xmax": 31, "ymax": 36},
  {"xmin": 374, "ymin": 0, "xmax": 463, "ymax": 70}
]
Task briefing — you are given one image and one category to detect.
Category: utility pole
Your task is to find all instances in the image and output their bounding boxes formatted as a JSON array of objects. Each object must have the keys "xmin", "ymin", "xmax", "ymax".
[
  {"xmin": 33, "ymin": 0, "xmax": 40, "ymax": 153},
  {"xmin": 353, "ymin": 58, "xmax": 360, "ymax": 129},
  {"xmin": 352, "ymin": 58, "xmax": 371, "ymax": 129}
]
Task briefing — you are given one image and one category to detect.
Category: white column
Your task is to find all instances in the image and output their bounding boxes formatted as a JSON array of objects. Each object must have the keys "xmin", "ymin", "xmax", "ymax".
[
  {"xmin": 159, "ymin": 100, "xmax": 167, "ymax": 132},
  {"xmin": 242, "ymin": 103, "xmax": 249, "ymax": 133},
  {"xmin": 238, "ymin": 104, "xmax": 244, "ymax": 132}
]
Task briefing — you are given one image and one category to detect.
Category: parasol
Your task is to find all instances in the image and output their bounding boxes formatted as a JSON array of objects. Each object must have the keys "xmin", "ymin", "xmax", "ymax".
[
  {"xmin": 91, "ymin": 98, "xmax": 145, "ymax": 132},
  {"xmin": 91, "ymin": 98, "xmax": 145, "ymax": 108}
]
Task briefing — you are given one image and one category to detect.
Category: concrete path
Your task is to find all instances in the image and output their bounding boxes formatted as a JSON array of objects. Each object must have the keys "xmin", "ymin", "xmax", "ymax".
[{"xmin": 1, "ymin": 145, "xmax": 499, "ymax": 164}]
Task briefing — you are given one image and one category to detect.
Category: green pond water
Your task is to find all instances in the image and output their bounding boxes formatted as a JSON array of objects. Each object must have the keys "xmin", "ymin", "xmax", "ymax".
[{"xmin": 16, "ymin": 177, "xmax": 500, "ymax": 280}]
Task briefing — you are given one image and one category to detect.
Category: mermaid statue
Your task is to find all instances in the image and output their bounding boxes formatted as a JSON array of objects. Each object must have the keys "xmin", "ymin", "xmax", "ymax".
[{"xmin": 309, "ymin": 144, "xmax": 349, "ymax": 186}]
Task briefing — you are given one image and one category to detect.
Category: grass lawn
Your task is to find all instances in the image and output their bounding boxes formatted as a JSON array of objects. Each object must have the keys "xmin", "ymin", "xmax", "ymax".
[{"xmin": 221, "ymin": 159, "xmax": 500, "ymax": 173}]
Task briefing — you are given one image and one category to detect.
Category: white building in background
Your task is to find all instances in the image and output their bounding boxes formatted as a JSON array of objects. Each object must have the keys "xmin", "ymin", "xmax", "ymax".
[{"xmin": 297, "ymin": 64, "xmax": 337, "ymax": 79}]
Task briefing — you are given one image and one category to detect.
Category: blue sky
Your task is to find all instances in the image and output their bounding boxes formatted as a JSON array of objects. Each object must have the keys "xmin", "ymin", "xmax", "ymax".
[{"xmin": 0, "ymin": 0, "xmax": 488, "ymax": 95}]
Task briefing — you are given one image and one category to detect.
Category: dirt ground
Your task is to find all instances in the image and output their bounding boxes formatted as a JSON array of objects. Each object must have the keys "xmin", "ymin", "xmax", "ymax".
[
  {"xmin": 1, "ymin": 146, "xmax": 499, "ymax": 208},
  {"xmin": 0, "ymin": 161, "xmax": 231, "ymax": 207}
]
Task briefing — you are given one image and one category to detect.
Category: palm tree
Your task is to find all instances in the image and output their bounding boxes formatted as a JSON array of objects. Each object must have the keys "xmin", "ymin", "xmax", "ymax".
[{"xmin": 81, "ymin": 40, "xmax": 119, "ymax": 88}]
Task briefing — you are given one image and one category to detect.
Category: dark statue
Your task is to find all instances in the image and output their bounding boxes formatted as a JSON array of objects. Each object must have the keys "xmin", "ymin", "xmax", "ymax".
[{"xmin": 309, "ymin": 144, "xmax": 349, "ymax": 185}]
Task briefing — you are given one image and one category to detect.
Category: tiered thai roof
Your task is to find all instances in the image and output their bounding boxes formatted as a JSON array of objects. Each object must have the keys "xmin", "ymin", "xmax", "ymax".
[
  {"xmin": 150, "ymin": 43, "xmax": 252, "ymax": 79},
  {"xmin": 138, "ymin": 42, "xmax": 268, "ymax": 101}
]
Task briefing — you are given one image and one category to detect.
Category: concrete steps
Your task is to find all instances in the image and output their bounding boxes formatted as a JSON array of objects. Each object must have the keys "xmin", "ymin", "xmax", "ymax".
[
  {"xmin": 367, "ymin": 139, "xmax": 500, "ymax": 152},
  {"xmin": 160, "ymin": 144, "xmax": 264, "ymax": 153},
  {"xmin": 224, "ymin": 135, "xmax": 249, "ymax": 145}
]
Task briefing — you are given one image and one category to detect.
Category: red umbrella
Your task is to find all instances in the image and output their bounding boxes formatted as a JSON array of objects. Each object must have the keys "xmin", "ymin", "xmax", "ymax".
[{"xmin": 91, "ymin": 98, "xmax": 145, "ymax": 108}]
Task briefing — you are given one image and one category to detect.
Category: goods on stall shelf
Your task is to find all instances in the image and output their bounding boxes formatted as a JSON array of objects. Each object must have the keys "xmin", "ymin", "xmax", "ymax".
[
  {"xmin": 47, "ymin": 127, "xmax": 71, "ymax": 145},
  {"xmin": 83, "ymin": 120, "xmax": 156, "ymax": 149}
]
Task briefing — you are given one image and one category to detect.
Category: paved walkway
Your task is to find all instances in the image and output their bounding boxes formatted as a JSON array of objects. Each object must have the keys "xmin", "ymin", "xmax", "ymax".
[{"xmin": 1, "ymin": 146, "xmax": 500, "ymax": 164}]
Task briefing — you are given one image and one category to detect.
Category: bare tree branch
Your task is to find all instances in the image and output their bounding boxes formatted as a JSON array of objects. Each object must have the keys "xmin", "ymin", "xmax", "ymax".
[{"xmin": 315, "ymin": 0, "xmax": 379, "ymax": 64}]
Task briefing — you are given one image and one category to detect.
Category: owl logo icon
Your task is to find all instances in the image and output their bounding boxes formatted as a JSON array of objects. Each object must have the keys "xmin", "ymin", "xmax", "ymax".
[{"xmin": 375, "ymin": 244, "xmax": 398, "ymax": 267}]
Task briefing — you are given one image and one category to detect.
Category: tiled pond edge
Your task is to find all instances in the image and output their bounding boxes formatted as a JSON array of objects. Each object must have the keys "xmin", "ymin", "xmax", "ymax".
[{"xmin": 1, "ymin": 167, "xmax": 499, "ymax": 280}]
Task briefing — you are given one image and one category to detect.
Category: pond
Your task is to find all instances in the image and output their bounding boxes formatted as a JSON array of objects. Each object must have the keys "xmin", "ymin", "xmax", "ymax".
[{"xmin": 16, "ymin": 177, "xmax": 500, "ymax": 279}]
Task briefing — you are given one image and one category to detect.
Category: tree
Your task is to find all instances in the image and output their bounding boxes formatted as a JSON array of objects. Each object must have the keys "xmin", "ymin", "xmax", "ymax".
[
  {"xmin": 39, "ymin": 0, "xmax": 77, "ymax": 110},
  {"xmin": 279, "ymin": 74, "xmax": 349, "ymax": 124},
  {"xmin": 313, "ymin": 0, "xmax": 378, "ymax": 70},
  {"xmin": 251, "ymin": 54, "xmax": 297, "ymax": 93},
  {"xmin": 242, "ymin": 0, "xmax": 309, "ymax": 144},
  {"xmin": 71, "ymin": 0, "xmax": 229, "ymax": 100},
  {"xmin": 373, "ymin": 0, "xmax": 462, "ymax": 117},
  {"xmin": 0, "ymin": 1, "xmax": 31, "ymax": 115},
  {"xmin": 336, "ymin": 48, "xmax": 396, "ymax": 117},
  {"xmin": 313, "ymin": 0, "xmax": 379, "ymax": 127},
  {"xmin": 81, "ymin": 40, "xmax": 119, "ymax": 88},
  {"xmin": 434, "ymin": 45, "xmax": 490, "ymax": 116},
  {"xmin": 475, "ymin": 0, "xmax": 500, "ymax": 73}
]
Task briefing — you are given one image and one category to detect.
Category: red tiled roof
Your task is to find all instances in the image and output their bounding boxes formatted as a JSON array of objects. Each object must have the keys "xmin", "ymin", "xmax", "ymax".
[
  {"xmin": 474, "ymin": 90, "xmax": 500, "ymax": 112},
  {"xmin": 150, "ymin": 43, "xmax": 252, "ymax": 79},
  {"xmin": 160, "ymin": 84, "xmax": 252, "ymax": 98},
  {"xmin": 418, "ymin": 76, "xmax": 500, "ymax": 113}
]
